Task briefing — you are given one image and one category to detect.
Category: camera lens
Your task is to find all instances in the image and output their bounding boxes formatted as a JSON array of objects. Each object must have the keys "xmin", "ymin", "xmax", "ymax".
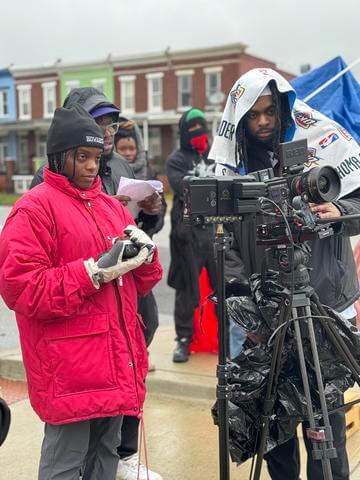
[
  {"xmin": 318, "ymin": 175, "xmax": 330, "ymax": 195},
  {"xmin": 291, "ymin": 166, "xmax": 341, "ymax": 203}
]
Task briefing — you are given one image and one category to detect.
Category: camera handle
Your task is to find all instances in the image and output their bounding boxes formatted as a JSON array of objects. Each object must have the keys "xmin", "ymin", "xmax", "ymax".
[{"xmin": 215, "ymin": 223, "xmax": 232, "ymax": 480}]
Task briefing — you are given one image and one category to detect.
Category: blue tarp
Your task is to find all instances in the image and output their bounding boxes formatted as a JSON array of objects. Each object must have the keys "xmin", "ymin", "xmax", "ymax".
[{"xmin": 291, "ymin": 56, "xmax": 360, "ymax": 144}]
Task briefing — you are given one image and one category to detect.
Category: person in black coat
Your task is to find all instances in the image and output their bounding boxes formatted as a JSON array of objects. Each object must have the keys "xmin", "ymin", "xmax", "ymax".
[{"xmin": 166, "ymin": 108, "xmax": 217, "ymax": 363}]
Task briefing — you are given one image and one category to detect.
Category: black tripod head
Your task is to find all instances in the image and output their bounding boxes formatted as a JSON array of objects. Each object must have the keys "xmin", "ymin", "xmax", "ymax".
[{"xmin": 263, "ymin": 243, "xmax": 312, "ymax": 290}]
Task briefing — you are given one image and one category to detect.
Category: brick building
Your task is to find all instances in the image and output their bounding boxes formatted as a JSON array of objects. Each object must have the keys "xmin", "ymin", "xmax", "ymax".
[
  {"xmin": 0, "ymin": 43, "xmax": 294, "ymax": 192},
  {"xmin": 112, "ymin": 43, "xmax": 294, "ymax": 175}
]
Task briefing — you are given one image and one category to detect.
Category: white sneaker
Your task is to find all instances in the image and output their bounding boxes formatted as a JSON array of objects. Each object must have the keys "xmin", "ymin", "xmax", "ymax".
[{"xmin": 117, "ymin": 453, "xmax": 163, "ymax": 480}]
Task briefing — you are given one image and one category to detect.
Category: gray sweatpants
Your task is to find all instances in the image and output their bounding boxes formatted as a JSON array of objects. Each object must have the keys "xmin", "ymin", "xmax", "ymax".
[{"xmin": 38, "ymin": 415, "xmax": 123, "ymax": 480}]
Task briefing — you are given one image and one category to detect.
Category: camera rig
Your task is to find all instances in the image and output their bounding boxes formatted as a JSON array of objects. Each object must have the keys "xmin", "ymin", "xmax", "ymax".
[
  {"xmin": 182, "ymin": 139, "xmax": 357, "ymax": 480},
  {"xmin": 183, "ymin": 139, "xmax": 341, "ymax": 244}
]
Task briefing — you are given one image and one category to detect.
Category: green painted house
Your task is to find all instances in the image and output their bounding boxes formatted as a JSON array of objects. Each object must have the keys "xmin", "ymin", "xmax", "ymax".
[{"xmin": 59, "ymin": 63, "xmax": 114, "ymax": 104}]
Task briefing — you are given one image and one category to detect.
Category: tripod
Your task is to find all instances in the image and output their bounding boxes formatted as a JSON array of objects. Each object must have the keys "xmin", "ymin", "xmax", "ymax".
[
  {"xmin": 215, "ymin": 223, "xmax": 232, "ymax": 480},
  {"xmin": 214, "ymin": 225, "xmax": 360, "ymax": 480},
  {"xmin": 251, "ymin": 243, "xmax": 360, "ymax": 480}
]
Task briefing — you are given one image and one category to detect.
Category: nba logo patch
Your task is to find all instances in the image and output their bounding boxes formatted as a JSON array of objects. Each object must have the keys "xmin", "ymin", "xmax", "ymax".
[{"xmin": 319, "ymin": 133, "xmax": 339, "ymax": 149}]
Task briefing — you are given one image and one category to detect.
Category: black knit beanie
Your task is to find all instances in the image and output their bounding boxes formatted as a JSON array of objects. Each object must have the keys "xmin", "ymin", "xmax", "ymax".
[{"xmin": 47, "ymin": 104, "xmax": 104, "ymax": 155}]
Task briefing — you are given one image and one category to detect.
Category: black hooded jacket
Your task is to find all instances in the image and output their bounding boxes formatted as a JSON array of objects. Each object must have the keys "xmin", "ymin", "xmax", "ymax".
[{"xmin": 166, "ymin": 110, "xmax": 216, "ymax": 304}]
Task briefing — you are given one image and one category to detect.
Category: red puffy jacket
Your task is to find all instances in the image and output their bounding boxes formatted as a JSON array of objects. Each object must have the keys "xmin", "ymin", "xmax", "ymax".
[{"xmin": 0, "ymin": 169, "xmax": 162, "ymax": 425}]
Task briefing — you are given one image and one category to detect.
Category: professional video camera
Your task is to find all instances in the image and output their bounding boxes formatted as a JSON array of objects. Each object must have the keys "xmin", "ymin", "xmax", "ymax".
[{"xmin": 183, "ymin": 139, "xmax": 341, "ymax": 244}]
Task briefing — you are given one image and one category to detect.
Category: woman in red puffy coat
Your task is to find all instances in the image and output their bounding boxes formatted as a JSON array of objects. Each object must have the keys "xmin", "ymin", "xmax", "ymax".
[{"xmin": 0, "ymin": 105, "xmax": 162, "ymax": 480}]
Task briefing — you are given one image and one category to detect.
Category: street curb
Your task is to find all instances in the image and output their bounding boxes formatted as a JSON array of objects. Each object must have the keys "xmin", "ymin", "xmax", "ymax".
[
  {"xmin": 0, "ymin": 351, "xmax": 25, "ymax": 381},
  {"xmin": 0, "ymin": 350, "xmax": 217, "ymax": 401},
  {"xmin": 146, "ymin": 369, "xmax": 216, "ymax": 400}
]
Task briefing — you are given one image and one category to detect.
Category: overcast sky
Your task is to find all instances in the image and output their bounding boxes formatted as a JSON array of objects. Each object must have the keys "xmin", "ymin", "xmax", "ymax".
[{"xmin": 2, "ymin": 0, "xmax": 360, "ymax": 79}]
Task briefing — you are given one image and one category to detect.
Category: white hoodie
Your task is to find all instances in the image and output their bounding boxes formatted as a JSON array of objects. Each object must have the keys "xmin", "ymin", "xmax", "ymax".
[{"xmin": 209, "ymin": 68, "xmax": 360, "ymax": 197}]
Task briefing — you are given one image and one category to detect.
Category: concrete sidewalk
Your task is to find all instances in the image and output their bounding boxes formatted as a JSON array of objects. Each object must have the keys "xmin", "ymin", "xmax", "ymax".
[
  {"xmin": 0, "ymin": 326, "xmax": 242, "ymax": 480},
  {"xmin": 2, "ymin": 326, "xmax": 360, "ymax": 479}
]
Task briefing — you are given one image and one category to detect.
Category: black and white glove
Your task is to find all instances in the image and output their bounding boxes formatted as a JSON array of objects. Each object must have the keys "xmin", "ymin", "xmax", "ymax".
[
  {"xmin": 84, "ymin": 239, "xmax": 148, "ymax": 288},
  {"xmin": 124, "ymin": 224, "xmax": 155, "ymax": 263}
]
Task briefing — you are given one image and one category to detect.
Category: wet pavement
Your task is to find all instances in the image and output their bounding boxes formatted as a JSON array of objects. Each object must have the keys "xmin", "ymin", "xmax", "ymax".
[
  {"xmin": 2, "ymin": 206, "xmax": 360, "ymax": 478},
  {"xmin": 2, "ymin": 326, "xmax": 360, "ymax": 479}
]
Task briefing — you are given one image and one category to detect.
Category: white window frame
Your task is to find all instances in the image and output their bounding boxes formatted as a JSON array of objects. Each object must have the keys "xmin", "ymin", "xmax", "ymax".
[
  {"xmin": 146, "ymin": 72, "xmax": 164, "ymax": 113},
  {"xmin": 17, "ymin": 84, "xmax": 32, "ymax": 120},
  {"xmin": 11, "ymin": 175, "xmax": 33, "ymax": 194},
  {"xmin": 65, "ymin": 80, "xmax": 80, "ymax": 94},
  {"xmin": 0, "ymin": 141, "xmax": 8, "ymax": 171},
  {"xmin": 91, "ymin": 78, "xmax": 106, "ymax": 93},
  {"xmin": 118, "ymin": 75, "xmax": 136, "ymax": 115},
  {"xmin": 203, "ymin": 66, "xmax": 223, "ymax": 105},
  {"xmin": 175, "ymin": 70, "xmax": 194, "ymax": 110},
  {"xmin": 42, "ymin": 81, "xmax": 56, "ymax": 118},
  {"xmin": 0, "ymin": 89, "xmax": 9, "ymax": 117}
]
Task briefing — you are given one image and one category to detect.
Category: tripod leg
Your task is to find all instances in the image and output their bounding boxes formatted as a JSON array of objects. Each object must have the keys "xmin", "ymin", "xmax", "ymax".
[
  {"xmin": 252, "ymin": 299, "xmax": 292, "ymax": 480},
  {"xmin": 311, "ymin": 295, "xmax": 360, "ymax": 383},
  {"xmin": 302, "ymin": 304, "xmax": 335, "ymax": 480},
  {"xmin": 293, "ymin": 307, "xmax": 317, "ymax": 425},
  {"xmin": 292, "ymin": 308, "xmax": 322, "ymax": 457},
  {"xmin": 215, "ymin": 226, "xmax": 231, "ymax": 480}
]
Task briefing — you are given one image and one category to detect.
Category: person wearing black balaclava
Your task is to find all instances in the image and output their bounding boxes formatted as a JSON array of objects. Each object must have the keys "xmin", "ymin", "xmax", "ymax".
[{"xmin": 166, "ymin": 108, "xmax": 217, "ymax": 363}]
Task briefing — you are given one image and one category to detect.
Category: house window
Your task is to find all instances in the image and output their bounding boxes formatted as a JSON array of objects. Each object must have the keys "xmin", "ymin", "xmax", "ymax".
[
  {"xmin": 119, "ymin": 75, "xmax": 135, "ymax": 114},
  {"xmin": 37, "ymin": 135, "xmax": 47, "ymax": 159},
  {"xmin": 17, "ymin": 85, "xmax": 32, "ymax": 120},
  {"xmin": 146, "ymin": 73, "xmax": 164, "ymax": 112},
  {"xmin": 148, "ymin": 127, "xmax": 163, "ymax": 173},
  {"xmin": 176, "ymin": 70, "xmax": 194, "ymax": 109},
  {"xmin": 91, "ymin": 78, "xmax": 106, "ymax": 93},
  {"xmin": 42, "ymin": 81, "xmax": 56, "ymax": 118},
  {"xmin": 18, "ymin": 138, "xmax": 29, "ymax": 174},
  {"xmin": 0, "ymin": 90, "xmax": 9, "ymax": 117},
  {"xmin": 204, "ymin": 67, "xmax": 223, "ymax": 105},
  {"xmin": 0, "ymin": 141, "xmax": 8, "ymax": 171},
  {"xmin": 65, "ymin": 80, "xmax": 80, "ymax": 94}
]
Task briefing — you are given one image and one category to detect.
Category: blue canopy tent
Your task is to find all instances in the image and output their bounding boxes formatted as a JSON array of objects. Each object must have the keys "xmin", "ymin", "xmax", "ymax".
[{"xmin": 291, "ymin": 56, "xmax": 360, "ymax": 144}]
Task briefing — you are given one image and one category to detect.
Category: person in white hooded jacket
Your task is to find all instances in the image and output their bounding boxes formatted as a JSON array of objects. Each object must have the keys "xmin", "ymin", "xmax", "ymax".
[{"xmin": 209, "ymin": 68, "xmax": 360, "ymax": 480}]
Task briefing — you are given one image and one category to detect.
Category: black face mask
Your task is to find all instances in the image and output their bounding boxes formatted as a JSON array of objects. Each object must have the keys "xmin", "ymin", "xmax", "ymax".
[
  {"xmin": 182, "ymin": 124, "xmax": 209, "ymax": 151},
  {"xmin": 188, "ymin": 125, "xmax": 208, "ymax": 140}
]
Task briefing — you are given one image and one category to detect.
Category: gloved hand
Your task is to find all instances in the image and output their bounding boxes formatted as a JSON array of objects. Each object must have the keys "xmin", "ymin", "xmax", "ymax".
[
  {"xmin": 84, "ymin": 239, "xmax": 148, "ymax": 288},
  {"xmin": 124, "ymin": 224, "xmax": 155, "ymax": 263}
]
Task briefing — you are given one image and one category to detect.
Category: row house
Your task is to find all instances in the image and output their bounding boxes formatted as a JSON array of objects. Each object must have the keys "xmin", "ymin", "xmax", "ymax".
[
  {"xmin": 0, "ymin": 64, "xmax": 60, "ymax": 192},
  {"xmin": 0, "ymin": 69, "xmax": 17, "ymax": 191},
  {"xmin": 0, "ymin": 43, "xmax": 294, "ymax": 193},
  {"xmin": 111, "ymin": 43, "xmax": 294, "ymax": 175},
  {"xmin": 59, "ymin": 62, "xmax": 114, "ymax": 104}
]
